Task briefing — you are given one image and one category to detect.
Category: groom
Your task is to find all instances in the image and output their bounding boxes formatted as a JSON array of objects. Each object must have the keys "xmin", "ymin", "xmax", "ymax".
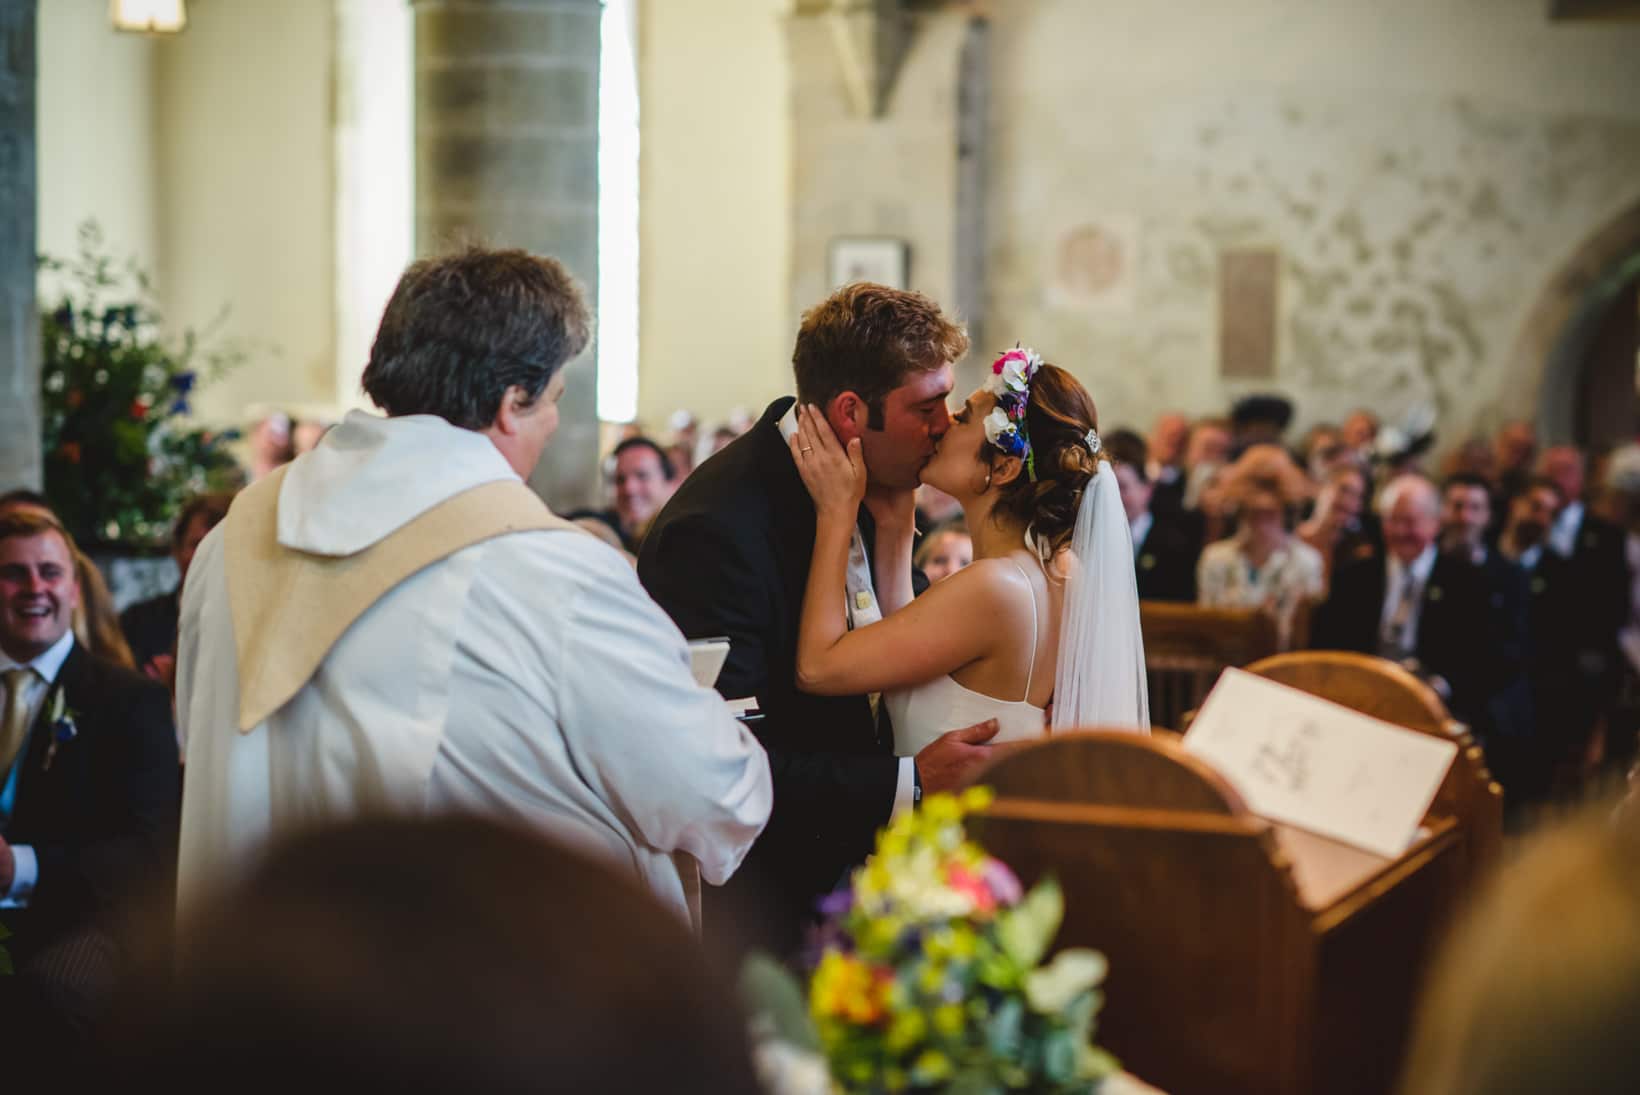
[{"xmin": 640, "ymin": 283, "xmax": 1003, "ymax": 954}]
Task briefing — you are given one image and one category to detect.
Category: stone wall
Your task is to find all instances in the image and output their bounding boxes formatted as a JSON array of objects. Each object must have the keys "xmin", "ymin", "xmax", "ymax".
[
  {"xmin": 773, "ymin": 0, "xmax": 1640, "ymax": 445},
  {"xmin": 0, "ymin": 0, "xmax": 35, "ymax": 489}
]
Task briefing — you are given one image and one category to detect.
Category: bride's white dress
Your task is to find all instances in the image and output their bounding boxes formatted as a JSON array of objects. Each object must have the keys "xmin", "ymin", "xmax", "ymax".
[{"xmin": 884, "ymin": 559, "xmax": 1048, "ymax": 756}]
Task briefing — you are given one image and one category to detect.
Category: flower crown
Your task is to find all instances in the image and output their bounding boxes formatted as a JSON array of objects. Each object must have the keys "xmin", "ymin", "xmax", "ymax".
[{"xmin": 981, "ymin": 346, "xmax": 1100, "ymax": 481}]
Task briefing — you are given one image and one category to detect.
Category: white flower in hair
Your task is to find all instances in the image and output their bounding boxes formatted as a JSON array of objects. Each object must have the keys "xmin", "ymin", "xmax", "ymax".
[{"xmin": 983, "ymin": 407, "xmax": 1016, "ymax": 448}]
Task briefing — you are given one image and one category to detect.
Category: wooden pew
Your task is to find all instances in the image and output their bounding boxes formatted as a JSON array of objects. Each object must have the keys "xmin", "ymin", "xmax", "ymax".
[
  {"xmin": 1140, "ymin": 603, "xmax": 1278, "ymax": 731},
  {"xmin": 970, "ymin": 731, "xmax": 1469, "ymax": 1095},
  {"xmin": 1242, "ymin": 651, "xmax": 1503, "ymax": 886}
]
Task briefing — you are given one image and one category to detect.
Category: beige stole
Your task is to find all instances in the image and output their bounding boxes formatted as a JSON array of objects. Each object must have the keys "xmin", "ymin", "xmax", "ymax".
[{"xmin": 222, "ymin": 464, "xmax": 576, "ymax": 733}]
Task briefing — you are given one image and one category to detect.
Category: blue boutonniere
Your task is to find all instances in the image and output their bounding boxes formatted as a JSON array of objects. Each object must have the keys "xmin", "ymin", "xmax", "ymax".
[{"xmin": 41, "ymin": 689, "xmax": 79, "ymax": 773}]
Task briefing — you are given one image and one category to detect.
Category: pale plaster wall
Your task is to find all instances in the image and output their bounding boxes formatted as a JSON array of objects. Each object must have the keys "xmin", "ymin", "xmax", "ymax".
[
  {"xmin": 983, "ymin": 0, "xmax": 1640, "ymax": 443},
  {"xmin": 154, "ymin": 0, "xmax": 336, "ymax": 425},
  {"xmin": 37, "ymin": 0, "xmax": 159, "ymax": 284},
  {"xmin": 637, "ymin": 0, "xmax": 794, "ymax": 430}
]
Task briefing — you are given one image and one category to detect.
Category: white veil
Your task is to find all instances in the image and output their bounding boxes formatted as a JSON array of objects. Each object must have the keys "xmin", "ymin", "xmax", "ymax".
[{"xmin": 1050, "ymin": 459, "xmax": 1150, "ymax": 733}]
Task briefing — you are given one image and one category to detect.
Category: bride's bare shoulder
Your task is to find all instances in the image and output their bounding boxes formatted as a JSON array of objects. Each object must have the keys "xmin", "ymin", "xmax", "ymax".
[{"xmin": 923, "ymin": 556, "xmax": 1033, "ymax": 610}]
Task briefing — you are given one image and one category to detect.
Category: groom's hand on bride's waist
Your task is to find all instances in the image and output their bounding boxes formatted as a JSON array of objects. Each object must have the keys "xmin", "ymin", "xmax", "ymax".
[{"xmin": 915, "ymin": 719, "xmax": 1013, "ymax": 796}]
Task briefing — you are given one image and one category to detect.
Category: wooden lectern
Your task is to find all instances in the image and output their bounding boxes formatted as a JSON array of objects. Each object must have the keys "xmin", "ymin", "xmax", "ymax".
[{"xmin": 970, "ymin": 731, "xmax": 1475, "ymax": 1095}]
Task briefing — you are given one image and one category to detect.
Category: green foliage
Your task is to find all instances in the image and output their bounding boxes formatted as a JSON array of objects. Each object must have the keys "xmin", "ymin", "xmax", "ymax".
[{"xmin": 38, "ymin": 222, "xmax": 246, "ymax": 548}]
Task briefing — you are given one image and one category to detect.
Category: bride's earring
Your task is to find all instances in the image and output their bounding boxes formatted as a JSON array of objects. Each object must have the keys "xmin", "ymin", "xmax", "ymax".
[{"xmin": 982, "ymin": 470, "xmax": 993, "ymax": 492}]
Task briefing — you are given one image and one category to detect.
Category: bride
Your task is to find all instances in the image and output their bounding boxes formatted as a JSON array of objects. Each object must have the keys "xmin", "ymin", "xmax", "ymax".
[{"xmin": 789, "ymin": 347, "xmax": 1149, "ymax": 755}]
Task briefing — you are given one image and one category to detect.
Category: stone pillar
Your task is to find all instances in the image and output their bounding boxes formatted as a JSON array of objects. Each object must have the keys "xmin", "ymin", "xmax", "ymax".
[
  {"xmin": 412, "ymin": 0, "xmax": 600, "ymax": 511},
  {"xmin": 0, "ymin": 0, "xmax": 36, "ymax": 490}
]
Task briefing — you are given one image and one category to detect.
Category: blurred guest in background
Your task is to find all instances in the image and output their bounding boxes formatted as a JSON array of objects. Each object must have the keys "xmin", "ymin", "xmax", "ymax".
[
  {"xmin": 1107, "ymin": 429, "xmax": 1199, "ymax": 604},
  {"xmin": 576, "ymin": 437, "xmax": 678, "ymax": 554},
  {"xmin": 1165, "ymin": 416, "xmax": 1232, "ymax": 516},
  {"xmin": 914, "ymin": 483, "xmax": 964, "ymax": 535},
  {"xmin": 1493, "ymin": 420, "xmax": 1538, "ymax": 508},
  {"xmin": 120, "ymin": 493, "xmax": 234, "ymax": 684},
  {"xmin": 1340, "ymin": 408, "xmax": 1379, "ymax": 455},
  {"xmin": 246, "ymin": 411, "xmax": 296, "ymax": 482},
  {"xmin": 914, "ymin": 520, "xmax": 972, "ymax": 585},
  {"xmin": 1145, "ymin": 412, "xmax": 1189, "ymax": 489},
  {"xmin": 1198, "ymin": 453, "xmax": 1321, "ymax": 649},
  {"xmin": 0, "ymin": 493, "xmax": 134, "ymax": 670},
  {"xmin": 1229, "ymin": 394, "xmax": 1293, "ymax": 456},
  {"xmin": 1298, "ymin": 461, "xmax": 1371, "ymax": 586}
]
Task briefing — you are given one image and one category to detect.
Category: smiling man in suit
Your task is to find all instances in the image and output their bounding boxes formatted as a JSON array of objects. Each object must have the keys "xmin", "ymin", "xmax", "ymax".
[
  {"xmin": 1312, "ymin": 475, "xmax": 1530, "ymax": 771},
  {"xmin": 639, "ymin": 283, "xmax": 1005, "ymax": 956},
  {"xmin": 0, "ymin": 511, "xmax": 180, "ymax": 1044}
]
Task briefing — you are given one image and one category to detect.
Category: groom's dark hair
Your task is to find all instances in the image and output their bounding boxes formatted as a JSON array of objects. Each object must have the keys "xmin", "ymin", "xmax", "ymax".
[{"xmin": 793, "ymin": 283, "xmax": 969, "ymax": 429}]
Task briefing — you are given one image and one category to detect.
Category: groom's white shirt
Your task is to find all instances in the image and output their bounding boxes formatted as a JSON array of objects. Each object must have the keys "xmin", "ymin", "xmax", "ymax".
[
  {"xmin": 176, "ymin": 410, "xmax": 772, "ymax": 920},
  {"xmin": 778, "ymin": 407, "xmax": 916, "ymax": 818}
]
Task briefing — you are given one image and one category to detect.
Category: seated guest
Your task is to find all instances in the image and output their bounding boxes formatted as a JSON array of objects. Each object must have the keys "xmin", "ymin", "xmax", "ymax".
[
  {"xmin": 1312, "ymin": 476, "xmax": 1530, "ymax": 778},
  {"xmin": 1499, "ymin": 477, "xmax": 1607, "ymax": 805},
  {"xmin": 246, "ymin": 411, "xmax": 297, "ymax": 482},
  {"xmin": 1108, "ymin": 430, "xmax": 1200, "ymax": 603},
  {"xmin": 1155, "ymin": 416, "xmax": 1230, "ymax": 516},
  {"xmin": 1492, "ymin": 420, "xmax": 1538, "ymax": 515},
  {"xmin": 1340, "ymin": 408, "xmax": 1379, "ymax": 456},
  {"xmin": 578, "ymin": 437, "xmax": 677, "ymax": 554},
  {"xmin": 914, "ymin": 520, "xmax": 972, "ymax": 584},
  {"xmin": 1297, "ymin": 462, "xmax": 1372, "ymax": 586},
  {"xmin": 0, "ymin": 511, "xmax": 180, "ymax": 1046},
  {"xmin": 1399, "ymin": 811, "xmax": 1640, "ymax": 1095},
  {"xmin": 1229, "ymin": 393, "xmax": 1294, "ymax": 456},
  {"xmin": 98, "ymin": 815, "xmax": 762, "ymax": 1094},
  {"xmin": 1538, "ymin": 446, "xmax": 1628, "ymax": 703},
  {"xmin": 119, "ymin": 493, "xmax": 233, "ymax": 680},
  {"xmin": 72, "ymin": 550, "xmax": 135, "ymax": 671},
  {"xmin": 1144, "ymin": 411, "xmax": 1188, "ymax": 489},
  {"xmin": 1441, "ymin": 474, "xmax": 1507, "ymax": 567},
  {"xmin": 175, "ymin": 247, "xmax": 770, "ymax": 924},
  {"xmin": 0, "ymin": 494, "xmax": 135, "ymax": 670},
  {"xmin": 1198, "ymin": 461, "xmax": 1323, "ymax": 649}
]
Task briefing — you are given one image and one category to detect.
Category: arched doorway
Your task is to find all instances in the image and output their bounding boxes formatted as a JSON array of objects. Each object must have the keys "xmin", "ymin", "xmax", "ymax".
[
  {"xmin": 1506, "ymin": 198, "xmax": 1640, "ymax": 444},
  {"xmin": 1573, "ymin": 256, "xmax": 1640, "ymax": 448}
]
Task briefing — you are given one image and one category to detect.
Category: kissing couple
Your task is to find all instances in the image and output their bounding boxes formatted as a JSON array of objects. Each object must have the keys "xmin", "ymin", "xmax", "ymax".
[{"xmin": 639, "ymin": 282, "xmax": 1147, "ymax": 955}]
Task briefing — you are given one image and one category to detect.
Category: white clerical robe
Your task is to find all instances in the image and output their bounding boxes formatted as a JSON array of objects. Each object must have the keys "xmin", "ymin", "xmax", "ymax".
[{"xmin": 176, "ymin": 410, "xmax": 772, "ymax": 920}]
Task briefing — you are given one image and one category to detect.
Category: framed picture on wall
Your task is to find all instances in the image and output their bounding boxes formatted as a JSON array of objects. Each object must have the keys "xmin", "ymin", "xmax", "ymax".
[{"xmin": 829, "ymin": 237, "xmax": 910, "ymax": 290}]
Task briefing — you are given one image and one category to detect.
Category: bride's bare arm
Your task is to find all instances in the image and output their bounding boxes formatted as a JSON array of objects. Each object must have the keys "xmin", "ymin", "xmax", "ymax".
[{"xmin": 790, "ymin": 403, "xmax": 1004, "ymax": 695}]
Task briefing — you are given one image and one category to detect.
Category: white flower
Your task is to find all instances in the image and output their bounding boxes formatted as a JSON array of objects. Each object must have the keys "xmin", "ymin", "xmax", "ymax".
[
  {"xmin": 752, "ymin": 1040, "xmax": 836, "ymax": 1095},
  {"xmin": 984, "ymin": 407, "xmax": 1016, "ymax": 447},
  {"xmin": 998, "ymin": 353, "xmax": 1032, "ymax": 393}
]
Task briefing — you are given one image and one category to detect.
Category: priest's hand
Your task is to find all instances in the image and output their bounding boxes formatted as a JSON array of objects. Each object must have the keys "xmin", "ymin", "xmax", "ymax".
[{"xmin": 916, "ymin": 718, "xmax": 1008, "ymax": 796}]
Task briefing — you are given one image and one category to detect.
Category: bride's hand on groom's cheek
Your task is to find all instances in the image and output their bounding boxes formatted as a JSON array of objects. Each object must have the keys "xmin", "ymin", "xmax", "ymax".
[{"xmin": 791, "ymin": 403, "xmax": 866, "ymax": 516}]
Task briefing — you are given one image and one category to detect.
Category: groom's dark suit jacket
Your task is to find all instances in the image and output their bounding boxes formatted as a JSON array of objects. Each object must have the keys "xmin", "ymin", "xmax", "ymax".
[
  {"xmin": 2, "ymin": 641, "xmax": 180, "ymax": 963},
  {"xmin": 639, "ymin": 397, "xmax": 897, "ymax": 954}
]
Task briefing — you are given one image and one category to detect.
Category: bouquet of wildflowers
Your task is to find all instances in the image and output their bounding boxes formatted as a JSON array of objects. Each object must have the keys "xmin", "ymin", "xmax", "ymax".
[
  {"xmin": 38, "ymin": 222, "xmax": 244, "ymax": 548},
  {"xmin": 748, "ymin": 788, "xmax": 1117, "ymax": 1094}
]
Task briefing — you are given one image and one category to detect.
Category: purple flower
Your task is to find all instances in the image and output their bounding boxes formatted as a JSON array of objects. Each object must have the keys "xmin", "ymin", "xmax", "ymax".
[
  {"xmin": 981, "ymin": 858, "xmax": 1023, "ymax": 906},
  {"xmin": 170, "ymin": 371, "xmax": 196, "ymax": 394},
  {"xmin": 817, "ymin": 888, "xmax": 853, "ymax": 918}
]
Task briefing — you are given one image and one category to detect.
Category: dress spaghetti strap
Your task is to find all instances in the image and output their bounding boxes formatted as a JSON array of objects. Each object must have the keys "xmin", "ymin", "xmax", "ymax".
[{"xmin": 1008, "ymin": 558, "xmax": 1040, "ymax": 702}]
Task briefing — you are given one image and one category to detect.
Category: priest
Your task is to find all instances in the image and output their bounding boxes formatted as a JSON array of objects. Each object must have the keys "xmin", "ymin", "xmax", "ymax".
[{"xmin": 174, "ymin": 247, "xmax": 771, "ymax": 922}]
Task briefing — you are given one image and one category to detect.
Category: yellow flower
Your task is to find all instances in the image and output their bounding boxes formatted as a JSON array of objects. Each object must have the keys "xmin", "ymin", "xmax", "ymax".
[
  {"xmin": 885, "ymin": 1008, "xmax": 927, "ymax": 1053},
  {"xmin": 933, "ymin": 1003, "xmax": 966, "ymax": 1037},
  {"xmin": 912, "ymin": 1048, "xmax": 954, "ymax": 1084},
  {"xmin": 959, "ymin": 785, "xmax": 995, "ymax": 812}
]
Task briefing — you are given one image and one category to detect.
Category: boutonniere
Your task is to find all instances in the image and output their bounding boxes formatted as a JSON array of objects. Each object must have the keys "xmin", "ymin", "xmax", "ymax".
[
  {"xmin": 1531, "ymin": 576, "xmax": 1547, "ymax": 595},
  {"xmin": 41, "ymin": 689, "xmax": 79, "ymax": 773},
  {"xmin": 1139, "ymin": 553, "xmax": 1156, "ymax": 570},
  {"xmin": 1427, "ymin": 585, "xmax": 1444, "ymax": 602}
]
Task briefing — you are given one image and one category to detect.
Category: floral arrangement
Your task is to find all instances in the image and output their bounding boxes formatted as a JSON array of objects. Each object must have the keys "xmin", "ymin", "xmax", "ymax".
[
  {"xmin": 745, "ymin": 788, "xmax": 1118, "ymax": 1094},
  {"xmin": 39, "ymin": 222, "xmax": 245, "ymax": 549},
  {"xmin": 982, "ymin": 347, "xmax": 1044, "ymax": 481}
]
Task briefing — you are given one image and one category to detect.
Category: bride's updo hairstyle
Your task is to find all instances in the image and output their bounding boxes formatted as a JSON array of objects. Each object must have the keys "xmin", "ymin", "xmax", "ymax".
[{"xmin": 983, "ymin": 363, "xmax": 1102, "ymax": 557}]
